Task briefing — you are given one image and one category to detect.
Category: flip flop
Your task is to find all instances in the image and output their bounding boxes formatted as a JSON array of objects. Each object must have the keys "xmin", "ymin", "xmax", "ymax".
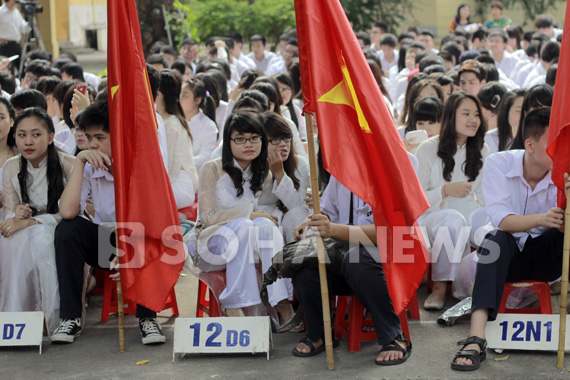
[
  {"xmin": 292, "ymin": 337, "xmax": 339, "ymax": 357},
  {"xmin": 292, "ymin": 338, "xmax": 325, "ymax": 357},
  {"xmin": 375, "ymin": 333, "xmax": 412, "ymax": 366}
]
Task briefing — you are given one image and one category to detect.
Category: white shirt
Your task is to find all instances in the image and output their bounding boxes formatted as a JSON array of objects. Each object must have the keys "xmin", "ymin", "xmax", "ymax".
[
  {"xmin": 482, "ymin": 150, "xmax": 557, "ymax": 250},
  {"xmin": 83, "ymin": 72, "xmax": 99, "ymax": 92},
  {"xmin": 247, "ymin": 50, "xmax": 276, "ymax": 73},
  {"xmin": 188, "ymin": 110, "xmax": 218, "ymax": 171},
  {"xmin": 492, "ymin": 50, "xmax": 519, "ymax": 80},
  {"xmin": 0, "ymin": 4, "xmax": 28, "ymax": 42},
  {"xmin": 237, "ymin": 52, "xmax": 256, "ymax": 70},
  {"xmin": 79, "ymin": 164, "xmax": 116, "ymax": 224},
  {"xmin": 54, "ymin": 120, "xmax": 77, "ymax": 155},
  {"xmin": 257, "ymin": 155, "xmax": 309, "ymax": 218},
  {"xmin": 415, "ymin": 136, "xmax": 490, "ymax": 219},
  {"xmin": 155, "ymin": 110, "xmax": 169, "ymax": 171},
  {"xmin": 266, "ymin": 58, "xmax": 286, "ymax": 76},
  {"xmin": 2, "ymin": 153, "xmax": 75, "ymax": 225},
  {"xmin": 524, "ymin": 63, "xmax": 547, "ymax": 88},
  {"xmin": 484, "ymin": 128, "xmax": 503, "ymax": 154},
  {"xmin": 321, "ymin": 176, "xmax": 374, "ymax": 226},
  {"xmin": 232, "ymin": 57, "xmax": 250, "ymax": 78},
  {"xmin": 164, "ymin": 115, "xmax": 199, "ymax": 190},
  {"xmin": 514, "ymin": 61, "xmax": 537, "ymax": 87},
  {"xmin": 216, "ymin": 101, "xmax": 228, "ymax": 141},
  {"xmin": 378, "ymin": 50, "xmax": 399, "ymax": 74}
]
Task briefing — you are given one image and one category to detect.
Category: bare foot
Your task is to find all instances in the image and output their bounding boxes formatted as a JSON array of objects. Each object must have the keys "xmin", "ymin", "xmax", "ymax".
[
  {"xmin": 453, "ymin": 343, "xmax": 480, "ymax": 366},
  {"xmin": 275, "ymin": 302, "xmax": 293, "ymax": 324},
  {"xmin": 295, "ymin": 338, "xmax": 322, "ymax": 354},
  {"xmin": 424, "ymin": 281, "xmax": 446, "ymax": 309},
  {"xmin": 376, "ymin": 340, "xmax": 407, "ymax": 363}
]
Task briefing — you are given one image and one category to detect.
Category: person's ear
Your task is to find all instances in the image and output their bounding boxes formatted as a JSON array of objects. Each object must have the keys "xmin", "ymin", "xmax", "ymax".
[
  {"xmin": 195, "ymin": 97, "xmax": 202, "ymax": 106},
  {"xmin": 481, "ymin": 79, "xmax": 487, "ymax": 86},
  {"xmin": 48, "ymin": 132, "xmax": 55, "ymax": 145},
  {"xmin": 524, "ymin": 137, "xmax": 534, "ymax": 153}
]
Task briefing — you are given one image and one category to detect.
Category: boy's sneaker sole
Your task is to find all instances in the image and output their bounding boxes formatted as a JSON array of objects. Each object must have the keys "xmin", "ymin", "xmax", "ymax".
[
  {"xmin": 50, "ymin": 330, "xmax": 81, "ymax": 344},
  {"xmin": 141, "ymin": 334, "xmax": 167, "ymax": 345}
]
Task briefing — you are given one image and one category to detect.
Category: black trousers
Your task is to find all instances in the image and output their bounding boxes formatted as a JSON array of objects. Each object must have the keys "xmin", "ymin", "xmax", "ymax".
[
  {"xmin": 292, "ymin": 245, "xmax": 401, "ymax": 345},
  {"xmin": 472, "ymin": 229, "xmax": 564, "ymax": 321},
  {"xmin": 55, "ymin": 216, "xmax": 156, "ymax": 319},
  {"xmin": 0, "ymin": 41, "xmax": 22, "ymax": 73}
]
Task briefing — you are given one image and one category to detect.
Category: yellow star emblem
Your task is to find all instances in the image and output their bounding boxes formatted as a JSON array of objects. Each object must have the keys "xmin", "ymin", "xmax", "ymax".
[{"xmin": 317, "ymin": 55, "xmax": 371, "ymax": 133}]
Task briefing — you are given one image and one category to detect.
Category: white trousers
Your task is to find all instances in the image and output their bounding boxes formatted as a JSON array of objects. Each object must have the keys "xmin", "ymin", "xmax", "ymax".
[
  {"xmin": 198, "ymin": 217, "xmax": 292, "ymax": 308},
  {"xmin": 422, "ymin": 209, "xmax": 470, "ymax": 282},
  {"xmin": 172, "ymin": 170, "xmax": 195, "ymax": 209}
]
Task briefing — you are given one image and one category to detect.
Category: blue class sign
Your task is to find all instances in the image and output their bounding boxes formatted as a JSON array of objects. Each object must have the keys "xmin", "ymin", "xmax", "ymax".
[{"xmin": 173, "ymin": 317, "xmax": 271, "ymax": 361}]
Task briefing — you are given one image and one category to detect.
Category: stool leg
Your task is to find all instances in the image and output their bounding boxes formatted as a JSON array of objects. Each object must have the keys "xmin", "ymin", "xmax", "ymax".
[
  {"xmin": 538, "ymin": 285, "xmax": 552, "ymax": 314},
  {"xmin": 407, "ymin": 291, "xmax": 420, "ymax": 320},
  {"xmin": 209, "ymin": 289, "xmax": 221, "ymax": 317},
  {"xmin": 169, "ymin": 290, "xmax": 180, "ymax": 316},
  {"xmin": 196, "ymin": 280, "xmax": 206, "ymax": 317},
  {"xmin": 348, "ymin": 297, "xmax": 365, "ymax": 352}
]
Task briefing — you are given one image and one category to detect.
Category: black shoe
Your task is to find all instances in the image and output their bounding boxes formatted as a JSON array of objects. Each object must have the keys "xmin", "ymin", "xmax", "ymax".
[
  {"xmin": 139, "ymin": 318, "xmax": 166, "ymax": 345},
  {"xmin": 51, "ymin": 318, "xmax": 82, "ymax": 343}
]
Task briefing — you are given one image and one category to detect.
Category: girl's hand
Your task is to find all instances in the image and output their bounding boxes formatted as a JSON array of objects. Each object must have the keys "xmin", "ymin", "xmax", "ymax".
[
  {"xmin": 0, "ymin": 217, "xmax": 35, "ymax": 238},
  {"xmin": 251, "ymin": 212, "xmax": 279, "ymax": 226},
  {"xmin": 69, "ymin": 104, "xmax": 80, "ymax": 124},
  {"xmin": 71, "ymin": 88, "xmax": 90, "ymax": 112},
  {"xmin": 77, "ymin": 150, "xmax": 112, "ymax": 171},
  {"xmin": 229, "ymin": 87, "xmax": 244, "ymax": 101},
  {"xmin": 444, "ymin": 182, "xmax": 473, "ymax": 198},
  {"xmin": 403, "ymin": 139, "xmax": 419, "ymax": 152},
  {"xmin": 15, "ymin": 203, "xmax": 32, "ymax": 219},
  {"xmin": 294, "ymin": 217, "xmax": 311, "ymax": 240},
  {"xmin": 268, "ymin": 151, "xmax": 285, "ymax": 178}
]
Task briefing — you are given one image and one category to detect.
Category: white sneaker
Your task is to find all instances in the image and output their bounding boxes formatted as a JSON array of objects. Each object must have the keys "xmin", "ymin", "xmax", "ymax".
[
  {"xmin": 51, "ymin": 318, "xmax": 82, "ymax": 343},
  {"xmin": 139, "ymin": 318, "xmax": 166, "ymax": 345}
]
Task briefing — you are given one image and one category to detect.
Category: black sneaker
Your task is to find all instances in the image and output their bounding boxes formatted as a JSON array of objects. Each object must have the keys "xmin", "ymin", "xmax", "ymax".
[
  {"xmin": 51, "ymin": 318, "xmax": 82, "ymax": 343},
  {"xmin": 139, "ymin": 318, "xmax": 166, "ymax": 345}
]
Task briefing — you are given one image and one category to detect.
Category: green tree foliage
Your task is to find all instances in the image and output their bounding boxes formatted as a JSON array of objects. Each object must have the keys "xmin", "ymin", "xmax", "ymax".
[
  {"xmin": 339, "ymin": 0, "xmax": 415, "ymax": 33},
  {"xmin": 168, "ymin": 0, "xmax": 296, "ymax": 47},
  {"xmin": 474, "ymin": 0, "xmax": 565, "ymax": 25}
]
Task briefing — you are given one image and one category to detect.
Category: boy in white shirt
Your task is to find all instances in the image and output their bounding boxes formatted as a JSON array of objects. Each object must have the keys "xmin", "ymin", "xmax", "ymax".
[
  {"xmin": 51, "ymin": 101, "xmax": 167, "ymax": 345},
  {"xmin": 247, "ymin": 34, "xmax": 275, "ymax": 73},
  {"xmin": 451, "ymin": 107, "xmax": 569, "ymax": 371},
  {"xmin": 488, "ymin": 29, "xmax": 519, "ymax": 80}
]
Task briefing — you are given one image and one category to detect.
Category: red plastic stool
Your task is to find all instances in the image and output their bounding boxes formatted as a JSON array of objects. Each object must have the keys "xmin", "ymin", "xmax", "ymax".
[
  {"xmin": 179, "ymin": 195, "xmax": 198, "ymax": 221},
  {"xmin": 100, "ymin": 274, "xmax": 180, "ymax": 322},
  {"xmin": 196, "ymin": 277, "xmax": 222, "ymax": 318},
  {"xmin": 498, "ymin": 281, "xmax": 552, "ymax": 314},
  {"xmin": 334, "ymin": 295, "xmax": 410, "ymax": 352}
]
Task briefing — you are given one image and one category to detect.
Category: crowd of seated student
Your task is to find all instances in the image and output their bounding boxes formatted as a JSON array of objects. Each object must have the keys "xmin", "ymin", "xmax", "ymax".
[{"xmin": 0, "ymin": 7, "xmax": 568, "ymax": 370}]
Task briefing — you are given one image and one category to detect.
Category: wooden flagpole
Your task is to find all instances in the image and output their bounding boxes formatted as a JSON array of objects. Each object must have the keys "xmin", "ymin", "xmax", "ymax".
[
  {"xmin": 115, "ymin": 233, "xmax": 126, "ymax": 352},
  {"xmin": 305, "ymin": 114, "xmax": 335, "ymax": 370},
  {"xmin": 557, "ymin": 168, "xmax": 570, "ymax": 368},
  {"xmin": 117, "ymin": 280, "xmax": 126, "ymax": 352}
]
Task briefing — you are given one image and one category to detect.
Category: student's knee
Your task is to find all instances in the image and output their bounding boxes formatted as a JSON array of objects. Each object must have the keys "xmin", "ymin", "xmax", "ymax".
[
  {"xmin": 477, "ymin": 229, "xmax": 514, "ymax": 265},
  {"xmin": 445, "ymin": 209, "xmax": 468, "ymax": 234},
  {"xmin": 54, "ymin": 217, "xmax": 84, "ymax": 248}
]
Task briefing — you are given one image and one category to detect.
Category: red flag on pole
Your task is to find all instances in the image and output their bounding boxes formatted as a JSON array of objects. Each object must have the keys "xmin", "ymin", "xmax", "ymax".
[
  {"xmin": 294, "ymin": 0, "xmax": 430, "ymax": 314},
  {"xmin": 107, "ymin": 0, "xmax": 184, "ymax": 311},
  {"xmin": 547, "ymin": 4, "xmax": 570, "ymax": 209}
]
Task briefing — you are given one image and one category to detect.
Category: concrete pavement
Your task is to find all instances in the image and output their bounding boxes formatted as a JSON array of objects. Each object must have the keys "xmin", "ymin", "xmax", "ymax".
[{"xmin": 2, "ymin": 271, "xmax": 570, "ymax": 380}]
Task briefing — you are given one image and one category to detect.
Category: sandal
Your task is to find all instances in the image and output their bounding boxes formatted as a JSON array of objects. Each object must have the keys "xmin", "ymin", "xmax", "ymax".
[
  {"xmin": 292, "ymin": 337, "xmax": 339, "ymax": 357},
  {"xmin": 375, "ymin": 333, "xmax": 412, "ymax": 366},
  {"xmin": 451, "ymin": 336, "xmax": 487, "ymax": 371}
]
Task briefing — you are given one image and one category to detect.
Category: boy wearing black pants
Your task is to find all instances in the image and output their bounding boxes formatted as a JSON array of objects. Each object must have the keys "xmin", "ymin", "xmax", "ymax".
[
  {"xmin": 51, "ymin": 101, "xmax": 166, "ymax": 345},
  {"xmin": 451, "ymin": 108, "xmax": 569, "ymax": 370}
]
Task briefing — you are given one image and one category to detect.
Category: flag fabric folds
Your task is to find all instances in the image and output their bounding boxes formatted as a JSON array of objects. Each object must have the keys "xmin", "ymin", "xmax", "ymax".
[
  {"xmin": 547, "ymin": 4, "xmax": 570, "ymax": 209},
  {"xmin": 107, "ymin": 0, "xmax": 184, "ymax": 311},
  {"xmin": 295, "ymin": 0, "xmax": 430, "ymax": 314}
]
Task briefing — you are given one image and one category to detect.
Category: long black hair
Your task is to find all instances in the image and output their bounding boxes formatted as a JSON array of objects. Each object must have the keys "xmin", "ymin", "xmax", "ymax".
[
  {"xmin": 158, "ymin": 69, "xmax": 192, "ymax": 140},
  {"xmin": 0, "ymin": 97, "xmax": 16, "ymax": 148},
  {"xmin": 273, "ymin": 72, "xmax": 299, "ymax": 128},
  {"xmin": 182, "ymin": 76, "xmax": 218, "ymax": 133},
  {"xmin": 509, "ymin": 84, "xmax": 553, "ymax": 150},
  {"xmin": 14, "ymin": 108, "xmax": 65, "ymax": 215},
  {"xmin": 455, "ymin": 3, "xmax": 471, "ymax": 24},
  {"xmin": 261, "ymin": 111, "xmax": 299, "ymax": 213},
  {"xmin": 221, "ymin": 111, "xmax": 268, "ymax": 197},
  {"xmin": 437, "ymin": 92, "xmax": 487, "ymax": 182},
  {"xmin": 496, "ymin": 89, "xmax": 526, "ymax": 152}
]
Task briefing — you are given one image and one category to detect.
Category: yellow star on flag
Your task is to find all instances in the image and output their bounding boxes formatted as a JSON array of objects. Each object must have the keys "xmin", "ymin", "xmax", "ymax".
[
  {"xmin": 317, "ymin": 56, "xmax": 371, "ymax": 133},
  {"xmin": 111, "ymin": 85, "xmax": 120, "ymax": 99}
]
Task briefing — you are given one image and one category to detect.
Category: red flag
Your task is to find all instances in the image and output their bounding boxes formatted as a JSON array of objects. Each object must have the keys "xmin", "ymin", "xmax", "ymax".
[
  {"xmin": 107, "ymin": 0, "xmax": 184, "ymax": 311},
  {"xmin": 295, "ymin": 0, "xmax": 430, "ymax": 314},
  {"xmin": 547, "ymin": 4, "xmax": 570, "ymax": 209}
]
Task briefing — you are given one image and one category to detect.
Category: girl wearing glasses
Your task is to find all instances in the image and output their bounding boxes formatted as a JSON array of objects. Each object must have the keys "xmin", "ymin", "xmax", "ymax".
[
  {"xmin": 258, "ymin": 112, "xmax": 309, "ymax": 244},
  {"xmin": 188, "ymin": 111, "xmax": 293, "ymax": 318}
]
